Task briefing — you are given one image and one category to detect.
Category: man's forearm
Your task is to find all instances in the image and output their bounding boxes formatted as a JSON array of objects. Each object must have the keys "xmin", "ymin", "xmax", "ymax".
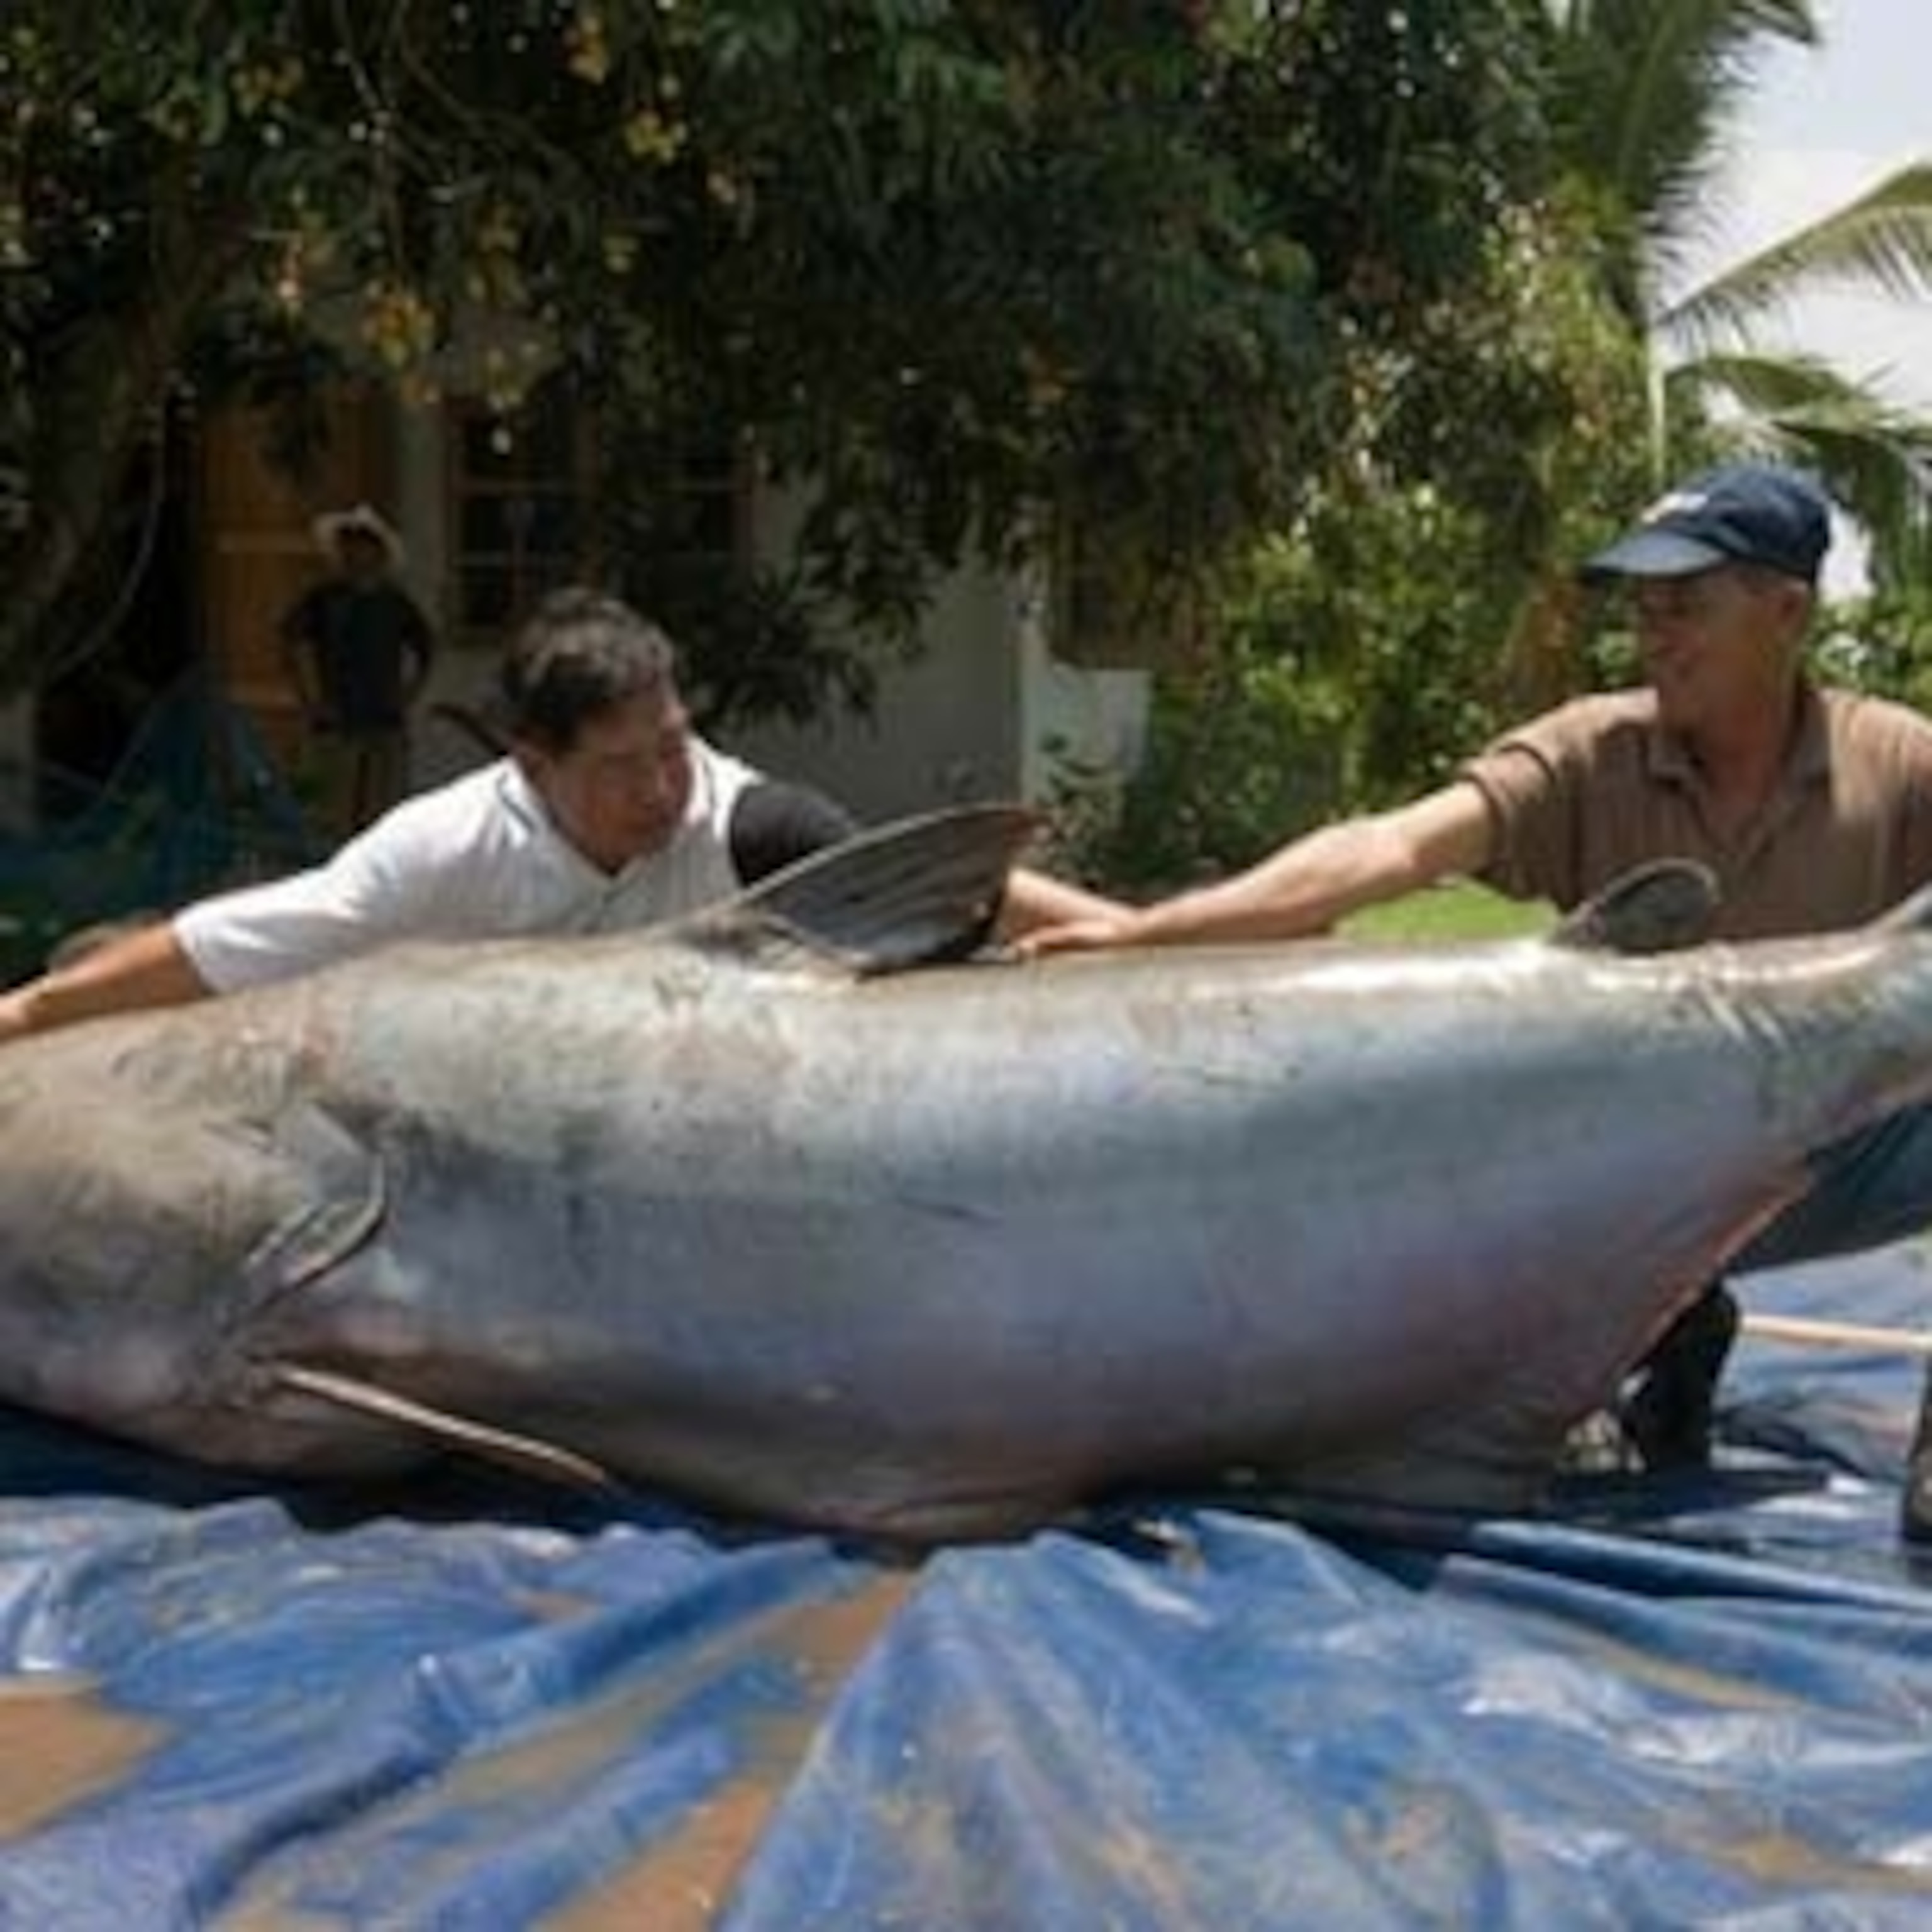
[
  {"xmin": 997, "ymin": 867, "xmax": 1130, "ymax": 938},
  {"xmin": 0, "ymin": 921, "xmax": 212, "ymax": 1045},
  {"xmin": 1043, "ymin": 784, "xmax": 1496, "ymax": 951},
  {"xmin": 1127, "ymin": 818, "xmax": 1416, "ymax": 945}
]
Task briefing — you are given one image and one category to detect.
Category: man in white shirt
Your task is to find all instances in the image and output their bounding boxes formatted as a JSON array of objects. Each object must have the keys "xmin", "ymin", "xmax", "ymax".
[{"xmin": 0, "ymin": 587, "xmax": 1115, "ymax": 1041}]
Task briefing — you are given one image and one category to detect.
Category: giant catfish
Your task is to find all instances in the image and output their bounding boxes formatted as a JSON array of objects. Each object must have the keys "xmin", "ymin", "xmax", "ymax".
[{"xmin": 0, "ymin": 805, "xmax": 1928, "ymax": 1541}]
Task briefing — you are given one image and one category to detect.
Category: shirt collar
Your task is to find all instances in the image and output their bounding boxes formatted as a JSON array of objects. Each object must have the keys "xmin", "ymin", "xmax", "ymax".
[
  {"xmin": 1645, "ymin": 681, "xmax": 1829, "ymax": 789},
  {"xmin": 495, "ymin": 756, "xmax": 551, "ymax": 837}
]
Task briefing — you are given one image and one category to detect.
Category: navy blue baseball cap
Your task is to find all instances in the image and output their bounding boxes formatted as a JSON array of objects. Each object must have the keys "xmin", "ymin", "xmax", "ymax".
[{"xmin": 1580, "ymin": 462, "xmax": 1832, "ymax": 585}]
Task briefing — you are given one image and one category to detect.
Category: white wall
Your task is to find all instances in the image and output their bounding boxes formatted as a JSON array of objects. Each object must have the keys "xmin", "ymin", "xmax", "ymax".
[
  {"xmin": 731, "ymin": 563, "xmax": 1028, "ymax": 821},
  {"xmin": 1015, "ymin": 599, "xmax": 1150, "ymax": 805},
  {"xmin": 392, "ymin": 408, "xmax": 505, "ymax": 792},
  {"xmin": 732, "ymin": 482, "xmax": 1147, "ymax": 825}
]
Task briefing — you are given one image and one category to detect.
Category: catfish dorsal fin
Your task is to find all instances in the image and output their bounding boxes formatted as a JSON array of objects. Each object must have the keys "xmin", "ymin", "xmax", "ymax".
[
  {"xmin": 677, "ymin": 802, "xmax": 1040, "ymax": 975},
  {"xmin": 1548, "ymin": 859, "xmax": 1721, "ymax": 956}
]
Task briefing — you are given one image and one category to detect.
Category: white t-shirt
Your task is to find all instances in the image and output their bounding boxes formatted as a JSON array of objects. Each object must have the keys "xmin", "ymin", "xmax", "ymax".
[{"xmin": 177, "ymin": 736, "xmax": 760, "ymax": 992}]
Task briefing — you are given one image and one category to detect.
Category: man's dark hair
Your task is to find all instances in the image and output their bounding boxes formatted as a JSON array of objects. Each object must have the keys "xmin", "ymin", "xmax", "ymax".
[{"xmin": 500, "ymin": 589, "xmax": 678, "ymax": 753}]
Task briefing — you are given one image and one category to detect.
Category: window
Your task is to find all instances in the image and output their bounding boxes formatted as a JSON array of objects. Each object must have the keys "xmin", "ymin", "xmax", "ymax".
[
  {"xmin": 445, "ymin": 381, "xmax": 749, "ymax": 648},
  {"xmin": 447, "ymin": 385, "xmax": 593, "ymax": 645},
  {"xmin": 614, "ymin": 425, "xmax": 748, "ymax": 620}
]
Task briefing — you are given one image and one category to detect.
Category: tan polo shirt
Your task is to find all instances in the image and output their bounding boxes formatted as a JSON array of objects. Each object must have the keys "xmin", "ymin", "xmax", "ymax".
[{"xmin": 1463, "ymin": 684, "xmax": 1932, "ymax": 940}]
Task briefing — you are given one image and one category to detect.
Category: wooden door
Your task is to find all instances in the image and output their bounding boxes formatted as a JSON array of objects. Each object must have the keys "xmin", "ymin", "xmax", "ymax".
[{"xmin": 196, "ymin": 386, "xmax": 394, "ymax": 770}]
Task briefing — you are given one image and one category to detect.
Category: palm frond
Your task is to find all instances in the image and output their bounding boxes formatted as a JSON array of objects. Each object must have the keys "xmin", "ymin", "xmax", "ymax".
[
  {"xmin": 1664, "ymin": 162, "xmax": 1932, "ymax": 350},
  {"xmin": 1669, "ymin": 348, "xmax": 1920, "ymax": 419},
  {"xmin": 1663, "ymin": 350, "xmax": 1932, "ymax": 584},
  {"xmin": 1773, "ymin": 422, "xmax": 1932, "ymax": 592},
  {"xmin": 1550, "ymin": 0, "xmax": 1821, "ymax": 318}
]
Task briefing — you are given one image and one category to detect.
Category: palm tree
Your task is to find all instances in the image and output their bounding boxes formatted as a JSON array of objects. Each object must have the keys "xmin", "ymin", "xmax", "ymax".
[
  {"xmin": 1477, "ymin": 1, "xmax": 1928, "ymax": 709},
  {"xmin": 1548, "ymin": 1, "xmax": 1932, "ymax": 567},
  {"xmin": 1659, "ymin": 164, "xmax": 1932, "ymax": 587},
  {"xmin": 1546, "ymin": 0, "xmax": 1824, "ymax": 326}
]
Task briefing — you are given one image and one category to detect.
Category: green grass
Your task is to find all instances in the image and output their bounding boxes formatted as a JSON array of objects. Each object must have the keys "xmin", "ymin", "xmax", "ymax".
[{"xmin": 1339, "ymin": 879, "xmax": 1553, "ymax": 945}]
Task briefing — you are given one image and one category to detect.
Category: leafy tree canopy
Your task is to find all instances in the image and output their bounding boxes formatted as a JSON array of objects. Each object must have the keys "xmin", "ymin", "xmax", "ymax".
[{"xmin": 0, "ymin": 0, "xmax": 1558, "ymax": 708}]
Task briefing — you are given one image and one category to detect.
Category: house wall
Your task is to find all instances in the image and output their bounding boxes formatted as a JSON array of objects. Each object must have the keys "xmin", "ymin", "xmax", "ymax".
[
  {"xmin": 1016, "ymin": 613, "xmax": 1151, "ymax": 806},
  {"xmin": 730, "ymin": 482, "xmax": 1148, "ymax": 826},
  {"xmin": 731, "ymin": 564, "xmax": 1026, "ymax": 821},
  {"xmin": 0, "ymin": 397, "xmax": 1148, "ymax": 848},
  {"xmin": 392, "ymin": 408, "xmax": 493, "ymax": 791},
  {"xmin": 730, "ymin": 573, "xmax": 1151, "ymax": 828},
  {"xmin": 247, "ymin": 377, "xmax": 1159, "ymax": 825}
]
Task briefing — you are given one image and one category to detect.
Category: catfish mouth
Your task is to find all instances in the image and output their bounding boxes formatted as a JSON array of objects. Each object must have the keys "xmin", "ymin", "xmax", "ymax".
[
  {"xmin": 56, "ymin": 1355, "xmax": 449, "ymax": 1485},
  {"xmin": 0, "ymin": 1308, "xmax": 236, "ymax": 1473}
]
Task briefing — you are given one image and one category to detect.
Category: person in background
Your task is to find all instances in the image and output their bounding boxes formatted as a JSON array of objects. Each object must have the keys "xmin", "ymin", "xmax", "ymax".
[
  {"xmin": 0, "ymin": 586, "xmax": 1121, "ymax": 1043},
  {"xmin": 1023, "ymin": 460, "xmax": 1932, "ymax": 1538},
  {"xmin": 281, "ymin": 502, "xmax": 436, "ymax": 833}
]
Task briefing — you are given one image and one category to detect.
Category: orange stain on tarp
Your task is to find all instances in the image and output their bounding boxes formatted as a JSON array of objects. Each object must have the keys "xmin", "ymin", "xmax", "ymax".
[
  {"xmin": 215, "ymin": 1567, "xmax": 914, "ymax": 1928},
  {"xmin": 543, "ymin": 1569, "xmax": 914, "ymax": 1932},
  {"xmin": 0, "ymin": 1674, "xmax": 167, "ymax": 1839}
]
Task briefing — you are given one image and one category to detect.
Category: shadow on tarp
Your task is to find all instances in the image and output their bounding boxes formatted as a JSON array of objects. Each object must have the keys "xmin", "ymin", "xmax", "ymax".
[{"xmin": 3, "ymin": 1248, "xmax": 1932, "ymax": 1928}]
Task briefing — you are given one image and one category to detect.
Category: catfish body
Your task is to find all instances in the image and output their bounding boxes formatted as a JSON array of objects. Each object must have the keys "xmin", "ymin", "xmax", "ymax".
[{"xmin": 2, "ymin": 810, "xmax": 1928, "ymax": 1540}]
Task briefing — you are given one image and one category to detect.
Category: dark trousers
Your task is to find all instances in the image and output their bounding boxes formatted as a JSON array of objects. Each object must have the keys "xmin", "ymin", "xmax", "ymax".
[
  {"xmin": 1634, "ymin": 1104, "xmax": 1932, "ymax": 1494},
  {"xmin": 313, "ymin": 728, "xmax": 409, "ymax": 836}
]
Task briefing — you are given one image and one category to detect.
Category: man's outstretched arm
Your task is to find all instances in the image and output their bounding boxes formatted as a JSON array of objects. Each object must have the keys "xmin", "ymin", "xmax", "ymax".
[
  {"xmin": 996, "ymin": 865, "xmax": 1131, "ymax": 939},
  {"xmin": 0, "ymin": 920, "xmax": 212, "ymax": 1046},
  {"xmin": 1018, "ymin": 782, "xmax": 1496, "ymax": 953}
]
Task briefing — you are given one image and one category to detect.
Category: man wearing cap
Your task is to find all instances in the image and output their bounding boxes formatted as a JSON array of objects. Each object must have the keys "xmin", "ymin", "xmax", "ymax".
[
  {"xmin": 1023, "ymin": 460, "xmax": 1932, "ymax": 1535},
  {"xmin": 282, "ymin": 502, "xmax": 436, "ymax": 833}
]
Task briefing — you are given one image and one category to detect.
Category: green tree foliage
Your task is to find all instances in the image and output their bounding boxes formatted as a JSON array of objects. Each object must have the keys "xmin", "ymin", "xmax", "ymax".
[
  {"xmin": 1084, "ymin": 186, "xmax": 1657, "ymax": 887},
  {"xmin": 1101, "ymin": 0, "xmax": 1932, "ymax": 893},
  {"xmin": 1818, "ymin": 584, "xmax": 1932, "ymax": 714},
  {"xmin": 0, "ymin": 0, "xmax": 1560, "ymax": 718}
]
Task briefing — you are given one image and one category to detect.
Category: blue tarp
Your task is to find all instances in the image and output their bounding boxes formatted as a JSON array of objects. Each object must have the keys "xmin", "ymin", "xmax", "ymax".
[{"xmin": 4, "ymin": 1247, "xmax": 1932, "ymax": 1928}]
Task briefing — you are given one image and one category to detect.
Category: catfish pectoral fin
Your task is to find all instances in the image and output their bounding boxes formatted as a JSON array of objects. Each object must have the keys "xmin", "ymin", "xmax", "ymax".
[
  {"xmin": 270, "ymin": 1364, "xmax": 621, "ymax": 1495},
  {"xmin": 240, "ymin": 1101, "xmax": 387, "ymax": 1293}
]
